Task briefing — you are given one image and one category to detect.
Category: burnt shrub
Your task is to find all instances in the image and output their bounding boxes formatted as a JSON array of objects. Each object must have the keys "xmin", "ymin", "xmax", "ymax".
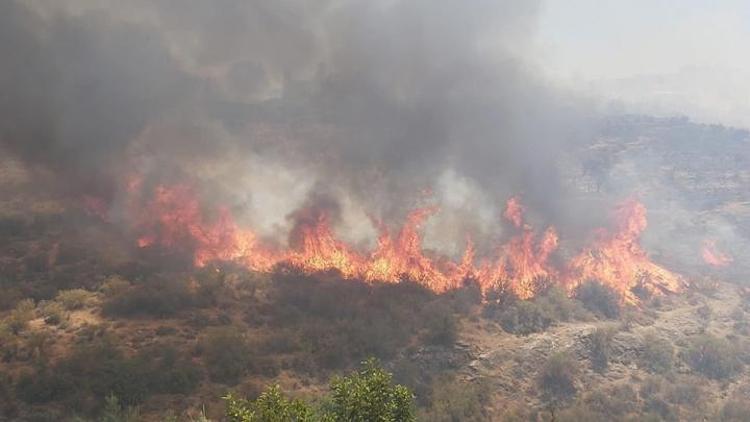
[
  {"xmin": 538, "ymin": 352, "xmax": 579, "ymax": 403},
  {"xmin": 684, "ymin": 334, "xmax": 742, "ymax": 379},
  {"xmin": 574, "ymin": 280, "xmax": 621, "ymax": 319}
]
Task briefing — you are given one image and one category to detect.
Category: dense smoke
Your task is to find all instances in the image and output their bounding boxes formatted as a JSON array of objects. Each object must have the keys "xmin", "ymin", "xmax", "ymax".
[{"xmin": 0, "ymin": 0, "xmax": 596, "ymax": 247}]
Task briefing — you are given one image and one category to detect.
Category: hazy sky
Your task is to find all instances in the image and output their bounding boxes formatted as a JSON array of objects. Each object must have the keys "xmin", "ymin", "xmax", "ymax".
[{"xmin": 538, "ymin": 0, "xmax": 750, "ymax": 128}]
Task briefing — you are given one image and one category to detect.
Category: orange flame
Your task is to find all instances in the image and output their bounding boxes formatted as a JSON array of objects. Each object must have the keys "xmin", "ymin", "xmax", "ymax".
[
  {"xmin": 126, "ymin": 183, "xmax": 682, "ymax": 303},
  {"xmin": 565, "ymin": 199, "xmax": 682, "ymax": 303},
  {"xmin": 702, "ymin": 239, "xmax": 732, "ymax": 267}
]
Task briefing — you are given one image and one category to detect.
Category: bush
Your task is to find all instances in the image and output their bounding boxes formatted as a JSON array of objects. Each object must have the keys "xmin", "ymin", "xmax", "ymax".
[
  {"xmin": 640, "ymin": 331, "xmax": 674, "ymax": 373},
  {"xmin": 39, "ymin": 301, "xmax": 68, "ymax": 326},
  {"xmin": 225, "ymin": 387, "xmax": 315, "ymax": 422},
  {"xmin": 684, "ymin": 334, "xmax": 742, "ymax": 379},
  {"xmin": 422, "ymin": 303, "xmax": 458, "ymax": 346},
  {"xmin": 419, "ymin": 376, "xmax": 490, "ymax": 421},
  {"xmin": 198, "ymin": 327, "xmax": 251, "ymax": 385},
  {"xmin": 327, "ymin": 358, "xmax": 415, "ymax": 422},
  {"xmin": 102, "ymin": 278, "xmax": 196, "ymax": 318},
  {"xmin": 7, "ymin": 299, "xmax": 35, "ymax": 334},
  {"xmin": 574, "ymin": 280, "xmax": 621, "ymax": 319},
  {"xmin": 538, "ymin": 352, "xmax": 579, "ymax": 403},
  {"xmin": 485, "ymin": 287, "xmax": 586, "ymax": 336},
  {"xmin": 589, "ymin": 327, "xmax": 615, "ymax": 372},
  {"xmin": 498, "ymin": 300, "xmax": 552, "ymax": 335},
  {"xmin": 224, "ymin": 359, "xmax": 415, "ymax": 422},
  {"xmin": 55, "ymin": 289, "xmax": 92, "ymax": 310},
  {"xmin": 15, "ymin": 339, "xmax": 201, "ymax": 412}
]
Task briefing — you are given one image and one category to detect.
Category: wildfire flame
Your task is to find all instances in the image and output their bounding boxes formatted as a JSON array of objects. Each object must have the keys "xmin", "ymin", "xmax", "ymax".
[
  {"xmin": 702, "ymin": 239, "xmax": 732, "ymax": 267},
  {"xmin": 122, "ymin": 183, "xmax": 682, "ymax": 303}
]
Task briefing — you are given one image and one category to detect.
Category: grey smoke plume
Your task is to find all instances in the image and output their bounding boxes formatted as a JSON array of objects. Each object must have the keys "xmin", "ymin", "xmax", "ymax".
[{"xmin": 1, "ymin": 0, "xmax": 596, "ymax": 249}]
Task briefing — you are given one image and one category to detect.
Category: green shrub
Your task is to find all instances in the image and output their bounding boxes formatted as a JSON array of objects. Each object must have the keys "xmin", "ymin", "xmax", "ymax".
[
  {"xmin": 225, "ymin": 387, "xmax": 315, "ymax": 422},
  {"xmin": 327, "ymin": 358, "xmax": 415, "ymax": 422},
  {"xmin": 640, "ymin": 332, "xmax": 674, "ymax": 374},
  {"xmin": 684, "ymin": 334, "xmax": 742, "ymax": 379},
  {"xmin": 574, "ymin": 281, "xmax": 621, "ymax": 319},
  {"xmin": 224, "ymin": 359, "xmax": 415, "ymax": 422},
  {"xmin": 538, "ymin": 352, "xmax": 579, "ymax": 403}
]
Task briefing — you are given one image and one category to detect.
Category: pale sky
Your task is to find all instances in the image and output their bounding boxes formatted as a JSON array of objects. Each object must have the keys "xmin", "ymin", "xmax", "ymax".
[{"xmin": 537, "ymin": 0, "xmax": 750, "ymax": 128}]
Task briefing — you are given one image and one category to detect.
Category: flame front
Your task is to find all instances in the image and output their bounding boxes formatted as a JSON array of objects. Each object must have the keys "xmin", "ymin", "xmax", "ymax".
[{"xmin": 126, "ymin": 184, "xmax": 682, "ymax": 303}]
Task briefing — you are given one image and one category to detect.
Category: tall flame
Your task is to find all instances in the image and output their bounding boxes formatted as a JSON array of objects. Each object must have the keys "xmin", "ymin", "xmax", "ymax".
[
  {"xmin": 124, "ymin": 183, "xmax": 682, "ymax": 303},
  {"xmin": 565, "ymin": 199, "xmax": 682, "ymax": 302}
]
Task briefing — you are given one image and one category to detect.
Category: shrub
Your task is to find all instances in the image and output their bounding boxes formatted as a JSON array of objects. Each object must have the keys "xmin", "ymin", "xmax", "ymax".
[
  {"xmin": 574, "ymin": 280, "xmax": 620, "ymax": 319},
  {"xmin": 225, "ymin": 387, "xmax": 315, "ymax": 422},
  {"xmin": 584, "ymin": 384, "xmax": 637, "ymax": 417},
  {"xmin": 224, "ymin": 359, "xmax": 415, "ymax": 422},
  {"xmin": 487, "ymin": 287, "xmax": 587, "ymax": 335},
  {"xmin": 327, "ymin": 358, "xmax": 415, "ymax": 422},
  {"xmin": 589, "ymin": 327, "xmax": 615, "ymax": 372},
  {"xmin": 7, "ymin": 299, "xmax": 35, "ymax": 334},
  {"xmin": 498, "ymin": 300, "xmax": 553, "ymax": 335},
  {"xmin": 538, "ymin": 352, "xmax": 579, "ymax": 403},
  {"xmin": 102, "ymin": 278, "xmax": 195, "ymax": 318},
  {"xmin": 55, "ymin": 289, "xmax": 92, "ymax": 310},
  {"xmin": 198, "ymin": 327, "xmax": 250, "ymax": 385},
  {"xmin": 419, "ymin": 376, "xmax": 490, "ymax": 422},
  {"xmin": 39, "ymin": 301, "xmax": 68, "ymax": 326},
  {"xmin": 422, "ymin": 303, "xmax": 458, "ymax": 346},
  {"xmin": 640, "ymin": 331, "xmax": 674, "ymax": 373},
  {"xmin": 684, "ymin": 334, "xmax": 742, "ymax": 379}
]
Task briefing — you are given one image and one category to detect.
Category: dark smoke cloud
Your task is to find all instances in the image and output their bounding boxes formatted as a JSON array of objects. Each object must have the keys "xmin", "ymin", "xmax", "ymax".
[{"xmin": 0, "ymin": 0, "xmax": 596, "ymax": 244}]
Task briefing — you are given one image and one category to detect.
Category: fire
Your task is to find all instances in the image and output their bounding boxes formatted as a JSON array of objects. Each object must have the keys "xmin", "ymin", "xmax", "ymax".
[
  {"xmin": 566, "ymin": 199, "xmax": 683, "ymax": 302},
  {"xmin": 123, "ymin": 182, "xmax": 682, "ymax": 303},
  {"xmin": 702, "ymin": 239, "xmax": 732, "ymax": 267}
]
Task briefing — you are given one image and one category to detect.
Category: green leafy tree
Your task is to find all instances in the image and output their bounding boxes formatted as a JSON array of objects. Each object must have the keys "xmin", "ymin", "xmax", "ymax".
[
  {"xmin": 225, "ymin": 387, "xmax": 315, "ymax": 422},
  {"xmin": 326, "ymin": 358, "xmax": 415, "ymax": 422},
  {"xmin": 224, "ymin": 359, "xmax": 415, "ymax": 422}
]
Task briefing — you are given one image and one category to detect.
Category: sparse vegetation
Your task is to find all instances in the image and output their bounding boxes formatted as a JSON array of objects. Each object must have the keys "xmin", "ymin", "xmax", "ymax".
[
  {"xmin": 684, "ymin": 334, "xmax": 743, "ymax": 379},
  {"xmin": 538, "ymin": 352, "xmax": 579, "ymax": 404},
  {"xmin": 589, "ymin": 326, "xmax": 616, "ymax": 372},
  {"xmin": 640, "ymin": 331, "xmax": 674, "ymax": 373}
]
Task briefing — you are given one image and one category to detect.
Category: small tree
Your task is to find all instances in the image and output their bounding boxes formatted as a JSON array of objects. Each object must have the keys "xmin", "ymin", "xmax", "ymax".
[
  {"xmin": 225, "ymin": 387, "xmax": 315, "ymax": 422},
  {"xmin": 327, "ymin": 358, "xmax": 415, "ymax": 422},
  {"xmin": 224, "ymin": 359, "xmax": 415, "ymax": 422}
]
